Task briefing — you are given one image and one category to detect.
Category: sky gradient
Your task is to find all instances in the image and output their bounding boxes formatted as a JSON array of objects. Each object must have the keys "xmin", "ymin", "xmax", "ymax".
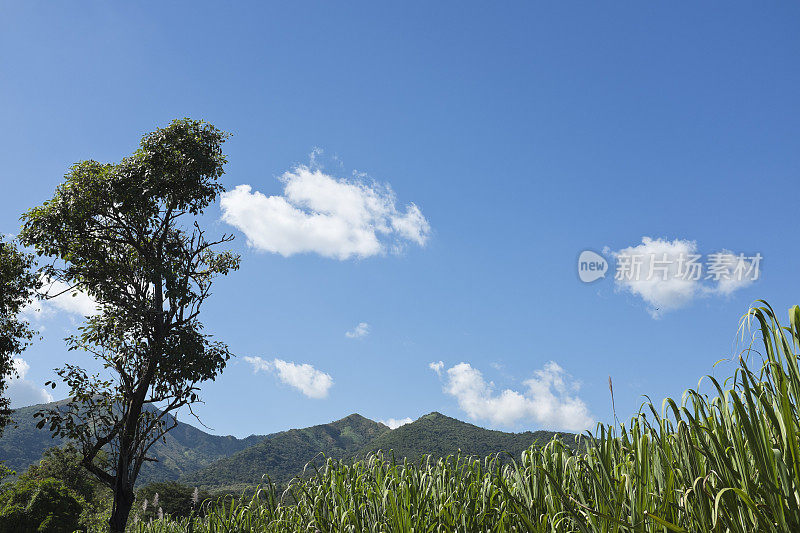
[{"xmin": 2, "ymin": 2, "xmax": 799, "ymax": 437}]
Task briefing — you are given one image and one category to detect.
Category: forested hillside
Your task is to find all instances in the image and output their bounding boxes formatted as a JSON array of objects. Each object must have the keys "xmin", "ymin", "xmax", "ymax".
[
  {"xmin": 181, "ymin": 414, "xmax": 390, "ymax": 492},
  {"xmin": 0, "ymin": 400, "xmax": 266, "ymax": 484},
  {"xmin": 1, "ymin": 403, "xmax": 579, "ymax": 492},
  {"xmin": 355, "ymin": 412, "xmax": 579, "ymax": 462},
  {"xmin": 181, "ymin": 412, "xmax": 579, "ymax": 492}
]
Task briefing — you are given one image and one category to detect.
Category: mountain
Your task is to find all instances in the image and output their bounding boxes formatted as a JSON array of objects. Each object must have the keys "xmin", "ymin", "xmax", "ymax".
[
  {"xmin": 355, "ymin": 412, "xmax": 579, "ymax": 463},
  {"xmin": 181, "ymin": 414, "xmax": 390, "ymax": 492},
  {"xmin": 0, "ymin": 400, "xmax": 266, "ymax": 485},
  {"xmin": 1, "ymin": 403, "xmax": 579, "ymax": 493},
  {"xmin": 183, "ymin": 412, "xmax": 579, "ymax": 492}
]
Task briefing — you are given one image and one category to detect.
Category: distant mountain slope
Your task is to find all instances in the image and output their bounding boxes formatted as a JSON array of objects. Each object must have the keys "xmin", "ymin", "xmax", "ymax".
[
  {"xmin": 0, "ymin": 400, "xmax": 266, "ymax": 484},
  {"xmin": 184, "ymin": 412, "xmax": 579, "ymax": 492},
  {"xmin": 2, "ymin": 403, "xmax": 579, "ymax": 492},
  {"xmin": 356, "ymin": 412, "xmax": 579, "ymax": 462},
  {"xmin": 181, "ymin": 414, "xmax": 390, "ymax": 491}
]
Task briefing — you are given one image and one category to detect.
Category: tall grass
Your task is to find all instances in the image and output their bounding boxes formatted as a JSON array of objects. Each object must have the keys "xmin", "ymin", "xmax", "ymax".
[{"xmin": 132, "ymin": 302, "xmax": 800, "ymax": 532}]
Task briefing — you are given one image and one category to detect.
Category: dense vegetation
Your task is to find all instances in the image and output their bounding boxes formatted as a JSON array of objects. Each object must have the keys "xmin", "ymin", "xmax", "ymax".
[
  {"xmin": 129, "ymin": 302, "xmax": 800, "ymax": 532},
  {"xmin": 6, "ymin": 301, "xmax": 800, "ymax": 531},
  {"xmin": 181, "ymin": 414, "xmax": 390, "ymax": 492},
  {"xmin": 0, "ymin": 400, "xmax": 265, "ymax": 485},
  {"xmin": 0, "ymin": 407, "xmax": 566, "ymax": 495},
  {"xmin": 132, "ymin": 482, "xmax": 212, "ymax": 523},
  {"xmin": 0, "ymin": 443, "xmax": 216, "ymax": 531},
  {"xmin": 0, "ymin": 236, "xmax": 40, "ymax": 436},
  {"xmin": 356, "ymin": 411, "xmax": 577, "ymax": 462},
  {"xmin": 0, "ymin": 410, "xmax": 570, "ymax": 530},
  {"xmin": 0, "ymin": 443, "xmax": 110, "ymax": 531},
  {"xmin": 145, "ymin": 411, "xmax": 567, "ymax": 493},
  {"xmin": 0, "ymin": 477, "xmax": 85, "ymax": 532},
  {"xmin": 20, "ymin": 118, "xmax": 241, "ymax": 531}
]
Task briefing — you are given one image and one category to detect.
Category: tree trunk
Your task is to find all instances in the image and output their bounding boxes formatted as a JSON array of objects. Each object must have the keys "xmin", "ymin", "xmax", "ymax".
[
  {"xmin": 109, "ymin": 482, "xmax": 135, "ymax": 533},
  {"xmin": 109, "ymin": 271, "xmax": 164, "ymax": 532},
  {"xmin": 108, "ymin": 432, "xmax": 138, "ymax": 533}
]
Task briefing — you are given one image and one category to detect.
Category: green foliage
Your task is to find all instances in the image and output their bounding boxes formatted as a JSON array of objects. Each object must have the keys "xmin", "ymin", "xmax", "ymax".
[
  {"xmin": 182, "ymin": 412, "xmax": 575, "ymax": 494},
  {"xmin": 21, "ymin": 443, "xmax": 108, "ymax": 503},
  {"xmin": 16, "ymin": 443, "xmax": 111, "ymax": 530},
  {"xmin": 0, "ymin": 462, "xmax": 14, "ymax": 483},
  {"xmin": 1, "ymin": 406, "xmax": 571, "ymax": 496},
  {"xmin": 181, "ymin": 414, "xmax": 389, "ymax": 492},
  {"xmin": 0, "ymin": 236, "xmax": 40, "ymax": 435},
  {"xmin": 0, "ymin": 401, "xmax": 264, "ymax": 486},
  {"xmin": 133, "ymin": 302, "xmax": 800, "ymax": 532},
  {"xmin": 19, "ymin": 118, "xmax": 240, "ymax": 531},
  {"xmin": 0, "ymin": 402, "xmax": 69, "ymax": 477},
  {"xmin": 0, "ymin": 477, "xmax": 84, "ymax": 533},
  {"xmin": 358, "ymin": 411, "xmax": 578, "ymax": 463},
  {"xmin": 133, "ymin": 482, "xmax": 211, "ymax": 522},
  {"xmin": 138, "ymin": 415, "xmax": 264, "ymax": 486}
]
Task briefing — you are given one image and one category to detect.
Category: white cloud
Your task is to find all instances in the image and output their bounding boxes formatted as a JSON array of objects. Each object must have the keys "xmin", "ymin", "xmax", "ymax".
[
  {"xmin": 438, "ymin": 361, "xmax": 593, "ymax": 432},
  {"xmin": 612, "ymin": 238, "xmax": 701, "ymax": 317},
  {"xmin": 6, "ymin": 358, "xmax": 53, "ymax": 408},
  {"xmin": 428, "ymin": 361, "xmax": 444, "ymax": 375},
  {"xmin": 380, "ymin": 417, "xmax": 413, "ymax": 429},
  {"xmin": 707, "ymin": 250, "xmax": 758, "ymax": 296},
  {"xmin": 220, "ymin": 165, "xmax": 430, "ymax": 260},
  {"xmin": 612, "ymin": 237, "xmax": 760, "ymax": 318},
  {"xmin": 345, "ymin": 322, "xmax": 370, "ymax": 339},
  {"xmin": 243, "ymin": 356, "xmax": 273, "ymax": 373},
  {"xmin": 23, "ymin": 278, "xmax": 98, "ymax": 320},
  {"xmin": 244, "ymin": 356, "xmax": 333, "ymax": 399}
]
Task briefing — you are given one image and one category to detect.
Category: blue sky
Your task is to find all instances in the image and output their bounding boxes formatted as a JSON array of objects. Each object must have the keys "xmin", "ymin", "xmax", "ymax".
[{"xmin": 2, "ymin": 2, "xmax": 799, "ymax": 437}]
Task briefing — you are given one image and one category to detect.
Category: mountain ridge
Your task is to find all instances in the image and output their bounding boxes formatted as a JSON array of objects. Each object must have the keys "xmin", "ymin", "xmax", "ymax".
[
  {"xmin": 356, "ymin": 411, "xmax": 578, "ymax": 463},
  {"xmin": 183, "ymin": 411, "xmax": 580, "ymax": 492},
  {"xmin": 180, "ymin": 412, "xmax": 390, "ymax": 491},
  {"xmin": 0, "ymin": 399, "xmax": 267, "ymax": 485},
  {"xmin": 0, "ymin": 401, "xmax": 579, "ymax": 491}
]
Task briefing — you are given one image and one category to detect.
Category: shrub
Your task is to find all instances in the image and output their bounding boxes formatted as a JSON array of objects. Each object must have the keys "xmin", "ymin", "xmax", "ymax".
[
  {"xmin": 22, "ymin": 443, "xmax": 107, "ymax": 504},
  {"xmin": 0, "ymin": 477, "xmax": 85, "ymax": 532}
]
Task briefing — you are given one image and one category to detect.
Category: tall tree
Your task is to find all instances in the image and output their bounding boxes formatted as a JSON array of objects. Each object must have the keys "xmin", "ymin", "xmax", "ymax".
[
  {"xmin": 0, "ymin": 236, "xmax": 40, "ymax": 436},
  {"xmin": 20, "ymin": 119, "xmax": 240, "ymax": 532}
]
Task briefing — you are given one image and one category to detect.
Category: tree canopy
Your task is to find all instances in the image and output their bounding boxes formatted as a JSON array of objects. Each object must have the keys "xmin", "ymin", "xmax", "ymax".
[
  {"xmin": 0, "ymin": 236, "xmax": 40, "ymax": 436},
  {"xmin": 19, "ymin": 118, "xmax": 240, "ymax": 532}
]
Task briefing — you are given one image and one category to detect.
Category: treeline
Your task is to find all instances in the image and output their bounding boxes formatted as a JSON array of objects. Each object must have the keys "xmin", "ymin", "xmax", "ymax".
[{"xmin": 0, "ymin": 444, "xmax": 213, "ymax": 531}]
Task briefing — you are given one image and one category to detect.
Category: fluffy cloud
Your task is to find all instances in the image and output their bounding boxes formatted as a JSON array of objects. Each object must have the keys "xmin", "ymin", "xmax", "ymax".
[
  {"xmin": 220, "ymin": 165, "xmax": 430, "ymax": 260},
  {"xmin": 345, "ymin": 322, "xmax": 370, "ymax": 339},
  {"xmin": 244, "ymin": 356, "xmax": 333, "ymax": 399},
  {"xmin": 428, "ymin": 361, "xmax": 444, "ymax": 375},
  {"xmin": 612, "ymin": 237, "xmax": 760, "ymax": 318},
  {"xmin": 710, "ymin": 250, "xmax": 759, "ymax": 296},
  {"xmin": 6, "ymin": 358, "xmax": 53, "ymax": 408},
  {"xmin": 23, "ymin": 278, "xmax": 98, "ymax": 320},
  {"xmin": 380, "ymin": 417, "xmax": 413, "ymax": 429},
  {"xmin": 611, "ymin": 238, "xmax": 700, "ymax": 317},
  {"xmin": 435, "ymin": 361, "xmax": 593, "ymax": 432}
]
